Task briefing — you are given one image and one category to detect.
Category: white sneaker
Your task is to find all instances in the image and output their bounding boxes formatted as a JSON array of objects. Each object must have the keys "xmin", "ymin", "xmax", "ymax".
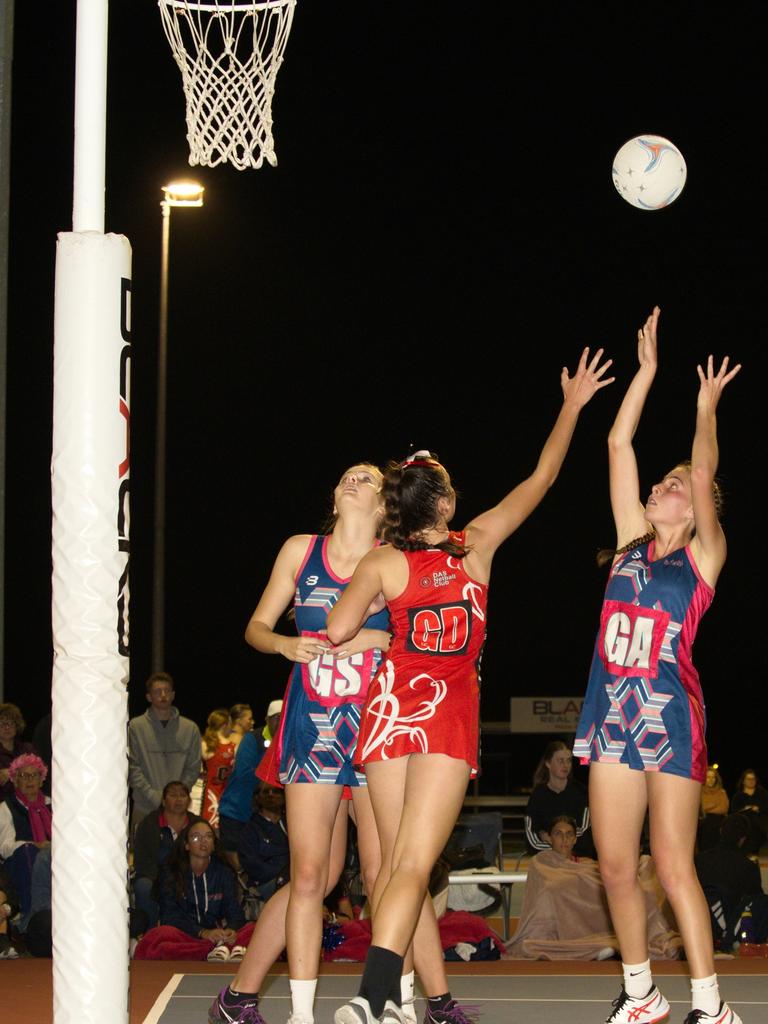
[
  {"xmin": 401, "ymin": 999, "xmax": 417, "ymax": 1024},
  {"xmin": 381, "ymin": 1002, "xmax": 405, "ymax": 1024},
  {"xmin": 335, "ymin": 998, "xmax": 379, "ymax": 1024},
  {"xmin": 606, "ymin": 986, "xmax": 670, "ymax": 1023},
  {"xmin": 206, "ymin": 942, "xmax": 231, "ymax": 962},
  {"xmin": 682, "ymin": 1005, "xmax": 743, "ymax": 1024},
  {"xmin": 287, "ymin": 1016, "xmax": 314, "ymax": 1024}
]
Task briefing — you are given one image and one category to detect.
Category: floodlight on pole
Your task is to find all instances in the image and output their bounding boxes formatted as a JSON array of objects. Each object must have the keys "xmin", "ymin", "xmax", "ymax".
[{"xmin": 152, "ymin": 180, "xmax": 204, "ymax": 672}]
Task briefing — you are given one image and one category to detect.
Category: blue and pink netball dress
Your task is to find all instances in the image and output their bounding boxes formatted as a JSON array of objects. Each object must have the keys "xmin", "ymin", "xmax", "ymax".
[
  {"xmin": 573, "ymin": 540, "xmax": 714, "ymax": 783},
  {"xmin": 258, "ymin": 535, "xmax": 389, "ymax": 789}
]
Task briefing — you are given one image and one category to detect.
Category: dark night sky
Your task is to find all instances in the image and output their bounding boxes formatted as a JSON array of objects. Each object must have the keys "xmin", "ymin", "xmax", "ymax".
[{"xmin": 3, "ymin": 2, "xmax": 766, "ymax": 793}]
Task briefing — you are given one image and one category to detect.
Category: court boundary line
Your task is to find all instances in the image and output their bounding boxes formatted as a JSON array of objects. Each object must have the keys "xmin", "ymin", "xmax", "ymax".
[{"xmin": 141, "ymin": 973, "xmax": 185, "ymax": 1024}]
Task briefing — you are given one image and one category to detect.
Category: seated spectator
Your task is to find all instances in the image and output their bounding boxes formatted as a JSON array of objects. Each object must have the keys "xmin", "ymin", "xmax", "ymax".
[
  {"xmin": 133, "ymin": 820, "xmax": 254, "ymax": 962},
  {"xmin": 0, "ymin": 754, "xmax": 51, "ymax": 929},
  {"xmin": 0, "ymin": 703, "xmax": 35, "ymax": 804},
  {"xmin": 201, "ymin": 709, "xmax": 236, "ymax": 831},
  {"xmin": 698, "ymin": 764, "xmax": 730, "ymax": 852},
  {"xmin": 506, "ymin": 839, "xmax": 682, "ymax": 961},
  {"xmin": 237, "ymin": 782, "xmax": 289, "ymax": 901},
  {"xmin": 0, "ymin": 863, "xmax": 21, "ymax": 959},
  {"xmin": 730, "ymin": 768, "xmax": 768, "ymax": 856},
  {"xmin": 323, "ymin": 876, "xmax": 355, "ymax": 924},
  {"xmin": 132, "ymin": 780, "xmax": 202, "ymax": 930},
  {"xmin": 524, "ymin": 740, "xmax": 592, "ymax": 856},
  {"xmin": 548, "ymin": 815, "xmax": 580, "ymax": 862},
  {"xmin": 218, "ymin": 698, "xmax": 282, "ymax": 873},
  {"xmin": 696, "ymin": 812, "xmax": 768, "ymax": 948}
]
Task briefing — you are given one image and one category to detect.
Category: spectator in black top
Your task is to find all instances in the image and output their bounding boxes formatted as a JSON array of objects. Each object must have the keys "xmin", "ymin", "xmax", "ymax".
[
  {"xmin": 730, "ymin": 769, "xmax": 768, "ymax": 857},
  {"xmin": 525, "ymin": 740, "xmax": 592, "ymax": 855},
  {"xmin": 696, "ymin": 812, "xmax": 768, "ymax": 947},
  {"xmin": 0, "ymin": 704, "xmax": 35, "ymax": 804},
  {"xmin": 237, "ymin": 782, "xmax": 289, "ymax": 901}
]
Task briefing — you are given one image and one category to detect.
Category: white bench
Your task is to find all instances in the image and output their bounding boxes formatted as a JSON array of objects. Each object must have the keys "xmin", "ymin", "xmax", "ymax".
[{"xmin": 446, "ymin": 870, "xmax": 527, "ymax": 940}]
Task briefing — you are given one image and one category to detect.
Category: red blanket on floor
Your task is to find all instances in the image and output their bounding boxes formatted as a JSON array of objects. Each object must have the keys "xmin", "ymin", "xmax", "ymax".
[{"xmin": 322, "ymin": 911, "xmax": 503, "ymax": 961}]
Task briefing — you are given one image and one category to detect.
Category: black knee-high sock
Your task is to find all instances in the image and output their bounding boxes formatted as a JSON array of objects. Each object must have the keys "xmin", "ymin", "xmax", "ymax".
[{"xmin": 358, "ymin": 946, "xmax": 404, "ymax": 1017}]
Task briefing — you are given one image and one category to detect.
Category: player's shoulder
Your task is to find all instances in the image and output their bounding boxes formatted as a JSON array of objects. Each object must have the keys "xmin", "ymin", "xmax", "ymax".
[
  {"xmin": 367, "ymin": 542, "xmax": 407, "ymax": 567},
  {"xmin": 280, "ymin": 533, "xmax": 316, "ymax": 560}
]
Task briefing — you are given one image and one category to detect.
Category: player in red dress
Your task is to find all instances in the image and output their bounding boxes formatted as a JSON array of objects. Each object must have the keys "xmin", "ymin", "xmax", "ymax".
[
  {"xmin": 575, "ymin": 307, "xmax": 742, "ymax": 1024},
  {"xmin": 210, "ymin": 464, "xmax": 454, "ymax": 1024},
  {"xmin": 201, "ymin": 709, "xmax": 236, "ymax": 831},
  {"xmin": 327, "ymin": 347, "xmax": 613, "ymax": 1024}
]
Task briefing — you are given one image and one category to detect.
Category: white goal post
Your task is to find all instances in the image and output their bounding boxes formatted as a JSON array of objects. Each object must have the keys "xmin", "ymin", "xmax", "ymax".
[{"xmin": 50, "ymin": 2, "xmax": 131, "ymax": 1022}]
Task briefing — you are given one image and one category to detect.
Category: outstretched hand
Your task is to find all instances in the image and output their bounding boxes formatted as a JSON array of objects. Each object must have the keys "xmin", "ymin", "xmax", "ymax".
[
  {"xmin": 560, "ymin": 347, "xmax": 615, "ymax": 408},
  {"xmin": 637, "ymin": 305, "xmax": 660, "ymax": 370},
  {"xmin": 696, "ymin": 354, "xmax": 741, "ymax": 414}
]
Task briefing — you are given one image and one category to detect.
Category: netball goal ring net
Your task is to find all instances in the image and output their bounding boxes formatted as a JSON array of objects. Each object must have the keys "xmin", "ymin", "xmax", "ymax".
[{"xmin": 158, "ymin": 0, "xmax": 297, "ymax": 170}]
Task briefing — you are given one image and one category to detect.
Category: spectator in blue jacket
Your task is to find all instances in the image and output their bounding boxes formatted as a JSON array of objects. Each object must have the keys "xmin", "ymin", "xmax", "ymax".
[
  {"xmin": 132, "ymin": 780, "xmax": 202, "ymax": 930},
  {"xmin": 219, "ymin": 699, "xmax": 282, "ymax": 872},
  {"xmin": 133, "ymin": 820, "xmax": 254, "ymax": 961},
  {"xmin": 238, "ymin": 782, "xmax": 289, "ymax": 901}
]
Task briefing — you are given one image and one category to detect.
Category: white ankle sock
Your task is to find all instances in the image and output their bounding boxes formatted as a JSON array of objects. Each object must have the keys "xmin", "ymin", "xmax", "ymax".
[
  {"xmin": 289, "ymin": 978, "xmax": 317, "ymax": 1021},
  {"xmin": 400, "ymin": 971, "xmax": 415, "ymax": 1004},
  {"xmin": 691, "ymin": 975, "xmax": 720, "ymax": 1016},
  {"xmin": 622, "ymin": 959, "xmax": 652, "ymax": 998}
]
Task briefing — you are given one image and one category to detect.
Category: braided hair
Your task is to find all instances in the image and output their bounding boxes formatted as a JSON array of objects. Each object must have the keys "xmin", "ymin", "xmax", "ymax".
[
  {"xmin": 596, "ymin": 531, "xmax": 656, "ymax": 569},
  {"xmin": 382, "ymin": 452, "xmax": 467, "ymax": 557}
]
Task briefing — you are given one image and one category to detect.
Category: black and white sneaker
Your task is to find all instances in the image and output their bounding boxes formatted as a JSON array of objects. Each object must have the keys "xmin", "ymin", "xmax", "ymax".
[
  {"xmin": 335, "ymin": 998, "xmax": 404, "ymax": 1024},
  {"xmin": 682, "ymin": 1004, "xmax": 743, "ymax": 1024}
]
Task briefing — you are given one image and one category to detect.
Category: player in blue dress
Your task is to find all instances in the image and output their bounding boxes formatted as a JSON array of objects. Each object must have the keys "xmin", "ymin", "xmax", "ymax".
[
  {"xmin": 574, "ymin": 308, "xmax": 742, "ymax": 1024},
  {"xmin": 210, "ymin": 464, "xmax": 457, "ymax": 1024},
  {"xmin": 271, "ymin": 531, "xmax": 389, "ymax": 788}
]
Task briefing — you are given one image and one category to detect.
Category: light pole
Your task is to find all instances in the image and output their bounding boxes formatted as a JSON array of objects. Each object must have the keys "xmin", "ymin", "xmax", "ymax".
[{"xmin": 152, "ymin": 180, "xmax": 204, "ymax": 672}]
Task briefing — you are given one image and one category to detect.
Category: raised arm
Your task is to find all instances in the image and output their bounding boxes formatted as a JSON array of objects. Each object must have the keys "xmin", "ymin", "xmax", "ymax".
[
  {"xmin": 689, "ymin": 354, "xmax": 741, "ymax": 584},
  {"xmin": 464, "ymin": 347, "xmax": 614, "ymax": 575},
  {"xmin": 607, "ymin": 306, "xmax": 659, "ymax": 549},
  {"xmin": 244, "ymin": 535, "xmax": 330, "ymax": 664}
]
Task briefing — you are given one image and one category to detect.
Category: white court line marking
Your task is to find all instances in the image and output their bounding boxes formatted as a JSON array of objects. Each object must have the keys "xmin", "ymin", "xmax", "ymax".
[{"xmin": 141, "ymin": 973, "xmax": 185, "ymax": 1024}]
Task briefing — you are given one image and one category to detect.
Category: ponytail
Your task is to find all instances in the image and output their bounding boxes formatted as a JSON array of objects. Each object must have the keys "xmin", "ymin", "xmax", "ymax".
[{"xmin": 382, "ymin": 458, "xmax": 467, "ymax": 557}]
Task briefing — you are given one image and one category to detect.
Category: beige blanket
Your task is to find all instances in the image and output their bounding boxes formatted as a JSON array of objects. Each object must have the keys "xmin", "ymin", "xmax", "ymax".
[{"xmin": 505, "ymin": 852, "xmax": 682, "ymax": 960}]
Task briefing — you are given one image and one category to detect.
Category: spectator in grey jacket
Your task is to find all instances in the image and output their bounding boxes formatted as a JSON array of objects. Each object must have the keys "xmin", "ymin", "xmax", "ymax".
[{"xmin": 128, "ymin": 672, "xmax": 201, "ymax": 828}]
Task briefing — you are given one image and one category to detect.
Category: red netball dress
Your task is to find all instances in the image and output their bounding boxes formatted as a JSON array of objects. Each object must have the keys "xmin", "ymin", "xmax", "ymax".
[
  {"xmin": 202, "ymin": 740, "xmax": 236, "ymax": 829},
  {"xmin": 356, "ymin": 533, "xmax": 487, "ymax": 776}
]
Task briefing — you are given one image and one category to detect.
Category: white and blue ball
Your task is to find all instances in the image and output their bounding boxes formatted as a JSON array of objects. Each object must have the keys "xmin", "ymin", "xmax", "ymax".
[{"xmin": 612, "ymin": 134, "xmax": 687, "ymax": 210}]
